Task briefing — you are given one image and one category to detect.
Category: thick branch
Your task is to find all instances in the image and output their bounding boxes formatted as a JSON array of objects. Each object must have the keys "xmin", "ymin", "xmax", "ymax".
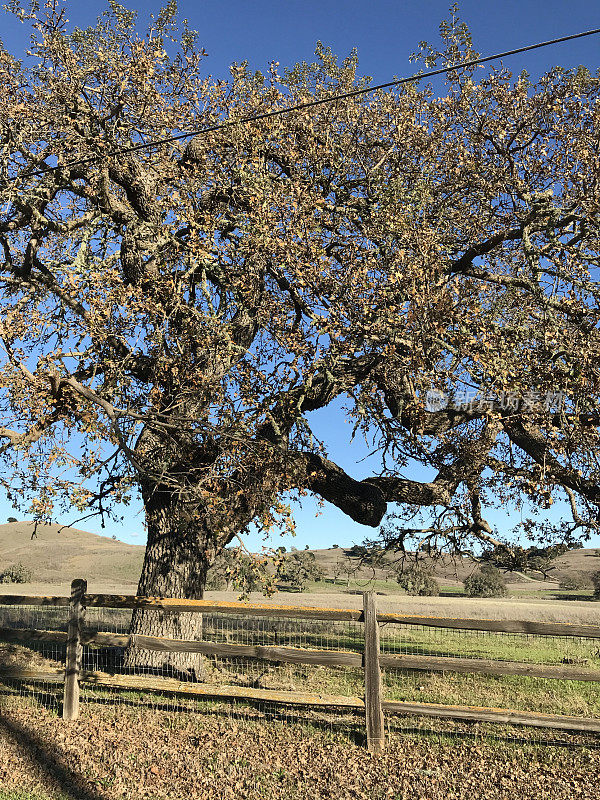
[
  {"xmin": 300, "ymin": 452, "xmax": 387, "ymax": 526},
  {"xmin": 502, "ymin": 416, "xmax": 600, "ymax": 504}
]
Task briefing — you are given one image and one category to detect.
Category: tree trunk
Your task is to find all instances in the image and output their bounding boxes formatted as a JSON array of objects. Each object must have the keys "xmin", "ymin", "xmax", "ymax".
[{"xmin": 123, "ymin": 487, "xmax": 215, "ymax": 680}]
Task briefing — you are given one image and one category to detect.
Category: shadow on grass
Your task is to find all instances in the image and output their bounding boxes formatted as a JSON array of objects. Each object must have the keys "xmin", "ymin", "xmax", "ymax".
[
  {"xmin": 386, "ymin": 722, "xmax": 600, "ymax": 750},
  {"xmin": 553, "ymin": 593, "xmax": 597, "ymax": 602},
  {"xmin": 0, "ymin": 709, "xmax": 109, "ymax": 800}
]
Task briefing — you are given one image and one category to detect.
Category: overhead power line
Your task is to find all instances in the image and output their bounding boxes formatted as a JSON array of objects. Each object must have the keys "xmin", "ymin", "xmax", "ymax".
[{"xmin": 5, "ymin": 26, "xmax": 600, "ymax": 185}]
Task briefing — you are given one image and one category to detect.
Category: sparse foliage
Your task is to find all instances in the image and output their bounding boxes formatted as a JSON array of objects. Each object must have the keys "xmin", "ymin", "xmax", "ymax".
[
  {"xmin": 348, "ymin": 538, "xmax": 399, "ymax": 582},
  {"xmin": 0, "ymin": 2, "xmax": 600, "ymax": 658},
  {"xmin": 276, "ymin": 550, "xmax": 324, "ymax": 591},
  {"xmin": 205, "ymin": 547, "xmax": 273, "ymax": 596},
  {"xmin": 0, "ymin": 562, "xmax": 32, "ymax": 583},
  {"xmin": 332, "ymin": 553, "xmax": 359, "ymax": 587}
]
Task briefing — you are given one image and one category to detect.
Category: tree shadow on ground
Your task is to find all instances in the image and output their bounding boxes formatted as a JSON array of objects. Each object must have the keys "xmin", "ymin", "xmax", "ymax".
[
  {"xmin": 0, "ymin": 708, "xmax": 110, "ymax": 800},
  {"xmin": 387, "ymin": 722, "xmax": 600, "ymax": 750},
  {"xmin": 82, "ymin": 691, "xmax": 365, "ymax": 745},
  {"xmin": 553, "ymin": 593, "xmax": 597, "ymax": 602},
  {"xmin": 0, "ymin": 679, "xmax": 61, "ymax": 712}
]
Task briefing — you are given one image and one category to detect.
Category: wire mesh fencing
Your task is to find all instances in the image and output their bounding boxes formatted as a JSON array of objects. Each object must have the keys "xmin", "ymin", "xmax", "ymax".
[
  {"xmin": 379, "ymin": 620, "xmax": 600, "ymax": 747},
  {"xmin": 0, "ymin": 601, "xmax": 66, "ymax": 713},
  {"xmin": 0, "ymin": 589, "xmax": 599, "ymax": 750},
  {"xmin": 78, "ymin": 606, "xmax": 366, "ymax": 738}
]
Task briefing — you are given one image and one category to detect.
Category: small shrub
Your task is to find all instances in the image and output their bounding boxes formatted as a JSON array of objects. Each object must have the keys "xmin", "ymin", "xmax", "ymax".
[
  {"xmin": 397, "ymin": 564, "xmax": 439, "ymax": 596},
  {"xmin": 592, "ymin": 571, "xmax": 600, "ymax": 599},
  {"xmin": 0, "ymin": 562, "xmax": 32, "ymax": 584},
  {"xmin": 6, "ymin": 517, "xmax": 17, "ymax": 523},
  {"xmin": 464, "ymin": 564, "xmax": 507, "ymax": 598},
  {"xmin": 558, "ymin": 573, "xmax": 591, "ymax": 591}
]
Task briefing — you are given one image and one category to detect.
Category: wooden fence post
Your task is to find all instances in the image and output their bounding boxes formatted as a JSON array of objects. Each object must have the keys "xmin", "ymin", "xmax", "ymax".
[
  {"xmin": 63, "ymin": 578, "xmax": 87, "ymax": 721},
  {"xmin": 363, "ymin": 591, "xmax": 385, "ymax": 753}
]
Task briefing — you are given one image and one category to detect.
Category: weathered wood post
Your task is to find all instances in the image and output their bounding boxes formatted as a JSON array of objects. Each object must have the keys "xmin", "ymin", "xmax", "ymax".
[
  {"xmin": 63, "ymin": 578, "xmax": 87, "ymax": 721},
  {"xmin": 363, "ymin": 591, "xmax": 385, "ymax": 753}
]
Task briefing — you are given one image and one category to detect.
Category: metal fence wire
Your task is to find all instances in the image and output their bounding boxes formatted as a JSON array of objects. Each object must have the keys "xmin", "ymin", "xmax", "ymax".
[
  {"xmin": 0, "ymin": 603, "xmax": 66, "ymax": 713},
  {"xmin": 0, "ymin": 592, "xmax": 599, "ymax": 749}
]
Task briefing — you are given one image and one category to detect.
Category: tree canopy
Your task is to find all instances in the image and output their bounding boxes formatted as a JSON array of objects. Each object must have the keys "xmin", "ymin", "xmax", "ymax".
[{"xmin": 0, "ymin": 2, "xmax": 599, "ymax": 602}]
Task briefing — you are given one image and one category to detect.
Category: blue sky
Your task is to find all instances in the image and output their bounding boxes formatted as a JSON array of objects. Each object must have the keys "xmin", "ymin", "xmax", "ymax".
[{"xmin": 0, "ymin": 0, "xmax": 599, "ymax": 551}]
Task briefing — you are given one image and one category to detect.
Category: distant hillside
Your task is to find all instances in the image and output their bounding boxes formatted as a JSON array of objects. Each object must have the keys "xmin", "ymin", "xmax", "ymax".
[
  {"xmin": 0, "ymin": 520, "xmax": 598, "ymax": 589},
  {"xmin": 0, "ymin": 521, "xmax": 144, "ymax": 585},
  {"xmin": 308, "ymin": 544, "xmax": 600, "ymax": 585},
  {"xmin": 309, "ymin": 547, "xmax": 476, "ymax": 583},
  {"xmin": 548, "ymin": 546, "xmax": 600, "ymax": 583}
]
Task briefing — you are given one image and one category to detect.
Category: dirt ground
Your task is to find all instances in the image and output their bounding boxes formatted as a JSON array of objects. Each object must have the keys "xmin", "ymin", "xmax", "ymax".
[
  {"xmin": 0, "ymin": 701, "xmax": 597, "ymax": 800},
  {"xmin": 0, "ymin": 580, "xmax": 598, "ymax": 799},
  {"xmin": 2, "ymin": 582, "xmax": 599, "ymax": 625}
]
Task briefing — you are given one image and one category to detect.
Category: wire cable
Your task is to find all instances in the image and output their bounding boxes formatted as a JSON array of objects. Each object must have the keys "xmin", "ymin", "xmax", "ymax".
[{"xmin": 5, "ymin": 26, "xmax": 600, "ymax": 185}]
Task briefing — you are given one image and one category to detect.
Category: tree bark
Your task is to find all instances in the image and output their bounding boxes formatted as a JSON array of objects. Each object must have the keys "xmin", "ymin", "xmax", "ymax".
[{"xmin": 123, "ymin": 486, "xmax": 215, "ymax": 679}]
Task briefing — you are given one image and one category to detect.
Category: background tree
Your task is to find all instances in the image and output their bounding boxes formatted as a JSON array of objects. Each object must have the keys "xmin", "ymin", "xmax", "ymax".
[
  {"xmin": 0, "ymin": 562, "xmax": 32, "ymax": 584},
  {"xmin": 332, "ymin": 553, "xmax": 360, "ymax": 587},
  {"xmin": 480, "ymin": 542, "xmax": 571, "ymax": 580},
  {"xmin": 205, "ymin": 546, "xmax": 270, "ymax": 595},
  {"xmin": 275, "ymin": 550, "xmax": 324, "ymax": 591},
  {"xmin": 396, "ymin": 563, "xmax": 439, "ymax": 596},
  {"xmin": 558, "ymin": 572, "xmax": 591, "ymax": 591},
  {"xmin": 464, "ymin": 564, "xmax": 508, "ymax": 598},
  {"xmin": 346, "ymin": 538, "xmax": 398, "ymax": 582},
  {"xmin": 1, "ymin": 3, "xmax": 600, "ymax": 672}
]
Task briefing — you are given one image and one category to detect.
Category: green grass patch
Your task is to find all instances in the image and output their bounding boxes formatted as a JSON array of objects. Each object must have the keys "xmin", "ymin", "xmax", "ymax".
[
  {"xmin": 379, "ymin": 627, "xmax": 600, "ymax": 665},
  {"xmin": 383, "ymin": 671, "xmax": 600, "ymax": 717},
  {"xmin": 438, "ymin": 585, "xmax": 465, "ymax": 595}
]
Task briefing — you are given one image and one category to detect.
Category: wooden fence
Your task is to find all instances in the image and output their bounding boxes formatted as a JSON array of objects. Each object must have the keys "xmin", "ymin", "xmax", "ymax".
[{"xmin": 1, "ymin": 578, "xmax": 600, "ymax": 751}]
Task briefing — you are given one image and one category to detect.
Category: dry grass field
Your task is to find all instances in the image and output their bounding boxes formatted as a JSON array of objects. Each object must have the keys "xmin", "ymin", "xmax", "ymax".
[
  {"xmin": 0, "ymin": 522, "xmax": 144, "ymax": 587},
  {"xmin": 1, "ymin": 583, "xmax": 597, "ymax": 624},
  {"xmin": 0, "ymin": 520, "xmax": 599, "ymax": 623}
]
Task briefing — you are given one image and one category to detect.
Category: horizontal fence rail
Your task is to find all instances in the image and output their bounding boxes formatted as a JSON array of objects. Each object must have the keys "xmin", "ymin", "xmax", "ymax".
[
  {"xmin": 1, "ymin": 581, "xmax": 600, "ymax": 750},
  {"xmin": 378, "ymin": 613, "xmax": 600, "ymax": 639},
  {"xmin": 2, "ymin": 626, "xmax": 600, "ymax": 681},
  {"xmin": 2, "ymin": 593, "xmax": 600, "ymax": 638},
  {"xmin": 83, "ymin": 595, "xmax": 364, "ymax": 621}
]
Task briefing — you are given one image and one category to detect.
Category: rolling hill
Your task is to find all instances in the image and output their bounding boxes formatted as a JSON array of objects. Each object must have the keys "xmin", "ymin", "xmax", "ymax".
[
  {"xmin": 0, "ymin": 520, "xmax": 598, "ymax": 590},
  {"xmin": 0, "ymin": 521, "xmax": 145, "ymax": 586},
  {"xmin": 296, "ymin": 544, "xmax": 600, "ymax": 587}
]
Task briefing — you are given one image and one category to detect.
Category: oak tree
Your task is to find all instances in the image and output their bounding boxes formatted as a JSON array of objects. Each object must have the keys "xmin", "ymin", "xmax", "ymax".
[
  {"xmin": 275, "ymin": 550, "xmax": 324, "ymax": 591},
  {"xmin": 1, "ymin": 2, "xmax": 600, "ymax": 669}
]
